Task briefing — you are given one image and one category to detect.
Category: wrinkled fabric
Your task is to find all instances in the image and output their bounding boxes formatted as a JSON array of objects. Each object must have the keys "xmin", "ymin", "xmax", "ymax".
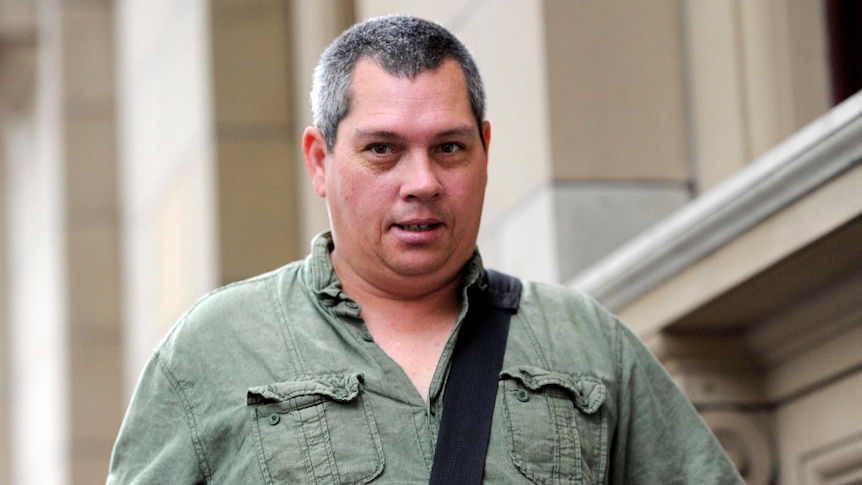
[{"xmin": 107, "ymin": 232, "xmax": 744, "ymax": 484}]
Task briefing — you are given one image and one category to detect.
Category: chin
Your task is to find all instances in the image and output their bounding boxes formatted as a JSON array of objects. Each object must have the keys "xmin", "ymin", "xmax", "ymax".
[
  {"xmin": 385, "ymin": 253, "xmax": 440, "ymax": 273},
  {"xmin": 390, "ymin": 252, "xmax": 467, "ymax": 280},
  {"xmin": 392, "ymin": 263, "xmax": 446, "ymax": 279}
]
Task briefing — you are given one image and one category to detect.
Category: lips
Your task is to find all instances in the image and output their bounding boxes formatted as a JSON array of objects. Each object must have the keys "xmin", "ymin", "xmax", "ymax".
[
  {"xmin": 391, "ymin": 218, "xmax": 445, "ymax": 243},
  {"xmin": 399, "ymin": 223, "xmax": 438, "ymax": 231}
]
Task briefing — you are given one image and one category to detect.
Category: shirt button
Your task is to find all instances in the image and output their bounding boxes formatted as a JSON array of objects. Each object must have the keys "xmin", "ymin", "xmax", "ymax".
[
  {"xmin": 517, "ymin": 389, "xmax": 530, "ymax": 402},
  {"xmin": 268, "ymin": 413, "xmax": 281, "ymax": 425},
  {"xmin": 333, "ymin": 389, "xmax": 348, "ymax": 399}
]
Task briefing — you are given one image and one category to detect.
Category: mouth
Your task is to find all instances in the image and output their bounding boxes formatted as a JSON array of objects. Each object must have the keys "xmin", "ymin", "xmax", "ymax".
[{"xmin": 398, "ymin": 223, "xmax": 440, "ymax": 231}]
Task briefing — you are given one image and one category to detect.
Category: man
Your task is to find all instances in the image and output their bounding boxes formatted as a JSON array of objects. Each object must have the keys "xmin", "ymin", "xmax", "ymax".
[{"xmin": 108, "ymin": 15, "xmax": 744, "ymax": 484}]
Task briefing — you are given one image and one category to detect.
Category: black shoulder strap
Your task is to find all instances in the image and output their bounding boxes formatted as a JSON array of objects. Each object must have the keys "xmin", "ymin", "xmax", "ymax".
[{"xmin": 429, "ymin": 269, "xmax": 521, "ymax": 484}]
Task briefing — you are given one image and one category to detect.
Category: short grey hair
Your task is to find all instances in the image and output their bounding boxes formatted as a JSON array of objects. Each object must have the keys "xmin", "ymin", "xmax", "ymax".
[{"xmin": 310, "ymin": 15, "xmax": 486, "ymax": 151}]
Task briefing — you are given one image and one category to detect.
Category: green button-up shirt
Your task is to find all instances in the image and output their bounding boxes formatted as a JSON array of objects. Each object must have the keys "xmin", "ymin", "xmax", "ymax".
[{"xmin": 107, "ymin": 232, "xmax": 743, "ymax": 484}]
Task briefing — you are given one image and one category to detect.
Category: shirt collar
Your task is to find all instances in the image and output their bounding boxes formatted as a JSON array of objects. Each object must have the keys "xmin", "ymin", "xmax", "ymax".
[{"xmin": 303, "ymin": 231, "xmax": 487, "ymax": 311}]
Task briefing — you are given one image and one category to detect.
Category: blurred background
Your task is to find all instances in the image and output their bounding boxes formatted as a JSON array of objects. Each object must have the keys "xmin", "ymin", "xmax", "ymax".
[{"xmin": 1, "ymin": 0, "xmax": 861, "ymax": 483}]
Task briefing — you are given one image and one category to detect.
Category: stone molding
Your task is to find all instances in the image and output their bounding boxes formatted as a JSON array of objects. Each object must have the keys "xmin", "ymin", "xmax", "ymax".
[
  {"xmin": 569, "ymin": 91, "xmax": 862, "ymax": 312},
  {"xmin": 800, "ymin": 432, "xmax": 862, "ymax": 485},
  {"xmin": 701, "ymin": 411, "xmax": 775, "ymax": 485}
]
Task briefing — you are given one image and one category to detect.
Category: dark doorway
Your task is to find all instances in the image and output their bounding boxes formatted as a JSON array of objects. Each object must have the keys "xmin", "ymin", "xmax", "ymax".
[{"xmin": 826, "ymin": 0, "xmax": 862, "ymax": 104}]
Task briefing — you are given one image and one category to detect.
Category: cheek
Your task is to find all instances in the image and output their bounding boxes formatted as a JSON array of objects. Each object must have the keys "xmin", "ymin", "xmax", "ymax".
[
  {"xmin": 336, "ymin": 176, "xmax": 389, "ymax": 223},
  {"xmin": 452, "ymin": 173, "xmax": 487, "ymax": 206},
  {"xmin": 330, "ymin": 168, "xmax": 363, "ymax": 206}
]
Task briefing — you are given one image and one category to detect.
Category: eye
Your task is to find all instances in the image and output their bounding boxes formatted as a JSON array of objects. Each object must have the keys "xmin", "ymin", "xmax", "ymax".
[
  {"xmin": 439, "ymin": 142, "xmax": 463, "ymax": 154},
  {"xmin": 367, "ymin": 144, "xmax": 391, "ymax": 155}
]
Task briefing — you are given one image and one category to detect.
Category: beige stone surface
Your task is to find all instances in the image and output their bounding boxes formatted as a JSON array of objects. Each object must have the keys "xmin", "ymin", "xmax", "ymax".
[
  {"xmin": 217, "ymin": 139, "xmax": 299, "ymax": 282},
  {"xmin": 67, "ymin": 224, "xmax": 120, "ymax": 326},
  {"xmin": 681, "ymin": 0, "xmax": 750, "ymax": 191},
  {"xmin": 211, "ymin": 0, "xmax": 290, "ymax": 126},
  {"xmin": 682, "ymin": 0, "xmax": 830, "ymax": 192},
  {"xmin": 69, "ymin": 328, "xmax": 123, "ymax": 482},
  {"xmin": 775, "ymin": 371, "xmax": 862, "ymax": 485},
  {"xmin": 545, "ymin": 0, "xmax": 688, "ymax": 181},
  {"xmin": 618, "ymin": 163, "xmax": 862, "ymax": 338},
  {"xmin": 63, "ymin": 4, "xmax": 114, "ymax": 102},
  {"xmin": 65, "ymin": 117, "xmax": 117, "ymax": 213},
  {"xmin": 115, "ymin": 0, "xmax": 219, "ymax": 395}
]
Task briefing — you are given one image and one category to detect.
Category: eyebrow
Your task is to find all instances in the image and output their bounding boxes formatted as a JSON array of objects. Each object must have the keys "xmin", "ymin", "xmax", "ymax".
[
  {"xmin": 353, "ymin": 129, "xmax": 401, "ymax": 142},
  {"xmin": 352, "ymin": 126, "xmax": 479, "ymax": 142},
  {"xmin": 435, "ymin": 127, "xmax": 480, "ymax": 140}
]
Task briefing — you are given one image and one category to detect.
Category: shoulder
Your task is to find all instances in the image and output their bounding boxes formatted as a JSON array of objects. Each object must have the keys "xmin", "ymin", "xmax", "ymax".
[
  {"xmin": 156, "ymin": 262, "xmax": 305, "ymax": 372},
  {"xmin": 502, "ymin": 279, "xmax": 626, "ymax": 376},
  {"xmin": 518, "ymin": 279, "xmax": 620, "ymax": 334}
]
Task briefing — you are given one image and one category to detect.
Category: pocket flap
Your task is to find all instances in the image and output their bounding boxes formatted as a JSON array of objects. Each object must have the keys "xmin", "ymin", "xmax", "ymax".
[
  {"xmin": 247, "ymin": 372, "xmax": 364, "ymax": 405},
  {"xmin": 501, "ymin": 365, "xmax": 606, "ymax": 414}
]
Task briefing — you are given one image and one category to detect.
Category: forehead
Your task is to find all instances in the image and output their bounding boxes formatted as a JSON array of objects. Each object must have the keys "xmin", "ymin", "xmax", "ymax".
[{"xmin": 345, "ymin": 58, "xmax": 475, "ymax": 128}]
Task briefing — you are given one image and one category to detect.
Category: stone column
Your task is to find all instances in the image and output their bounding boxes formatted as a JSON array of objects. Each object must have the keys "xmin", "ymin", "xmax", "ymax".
[
  {"xmin": 650, "ymin": 334, "xmax": 775, "ymax": 485},
  {"xmin": 115, "ymin": 0, "xmax": 220, "ymax": 398},
  {"xmin": 2, "ymin": 0, "xmax": 71, "ymax": 481},
  {"xmin": 211, "ymin": 0, "xmax": 305, "ymax": 283},
  {"xmin": 63, "ymin": 2, "xmax": 124, "ymax": 482},
  {"xmin": 290, "ymin": 0, "xmax": 356, "ymax": 245}
]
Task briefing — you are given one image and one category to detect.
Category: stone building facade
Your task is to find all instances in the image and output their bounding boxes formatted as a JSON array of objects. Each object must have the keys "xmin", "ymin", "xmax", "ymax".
[{"xmin": 1, "ymin": 1, "xmax": 859, "ymax": 483}]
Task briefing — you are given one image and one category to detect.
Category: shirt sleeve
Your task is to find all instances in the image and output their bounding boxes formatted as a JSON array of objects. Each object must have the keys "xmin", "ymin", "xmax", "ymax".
[
  {"xmin": 609, "ymin": 321, "xmax": 745, "ymax": 484},
  {"xmin": 106, "ymin": 352, "xmax": 209, "ymax": 484}
]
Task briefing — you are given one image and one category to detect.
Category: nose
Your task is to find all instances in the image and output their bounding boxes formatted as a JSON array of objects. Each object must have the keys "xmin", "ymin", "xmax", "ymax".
[{"xmin": 399, "ymin": 151, "xmax": 442, "ymax": 200}]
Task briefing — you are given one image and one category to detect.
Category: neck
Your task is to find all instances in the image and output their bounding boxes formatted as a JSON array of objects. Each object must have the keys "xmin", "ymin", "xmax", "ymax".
[
  {"xmin": 337, "ymin": 262, "xmax": 462, "ymax": 325},
  {"xmin": 332, "ymin": 256, "xmax": 463, "ymax": 402},
  {"xmin": 330, "ymin": 246, "xmax": 465, "ymax": 306}
]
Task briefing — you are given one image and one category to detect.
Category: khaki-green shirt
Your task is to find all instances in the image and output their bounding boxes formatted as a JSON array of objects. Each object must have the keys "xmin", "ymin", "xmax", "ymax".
[{"xmin": 107, "ymin": 232, "xmax": 743, "ymax": 484}]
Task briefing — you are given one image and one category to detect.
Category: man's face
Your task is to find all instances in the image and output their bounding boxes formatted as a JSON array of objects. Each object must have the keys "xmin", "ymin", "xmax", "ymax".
[{"xmin": 304, "ymin": 58, "xmax": 491, "ymax": 295}]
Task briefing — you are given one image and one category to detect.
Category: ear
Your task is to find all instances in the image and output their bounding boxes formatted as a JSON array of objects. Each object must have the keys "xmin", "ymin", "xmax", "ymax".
[
  {"xmin": 302, "ymin": 126, "xmax": 328, "ymax": 198},
  {"xmin": 481, "ymin": 120, "xmax": 491, "ymax": 163}
]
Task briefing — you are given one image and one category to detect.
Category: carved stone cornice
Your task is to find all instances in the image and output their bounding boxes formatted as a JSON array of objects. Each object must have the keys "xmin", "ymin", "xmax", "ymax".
[{"xmin": 569, "ymin": 91, "xmax": 862, "ymax": 314}]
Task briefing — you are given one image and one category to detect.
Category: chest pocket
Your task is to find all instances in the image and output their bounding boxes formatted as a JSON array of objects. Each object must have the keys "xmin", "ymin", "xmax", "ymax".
[
  {"xmin": 501, "ymin": 366, "xmax": 608, "ymax": 485},
  {"xmin": 247, "ymin": 372, "xmax": 384, "ymax": 484}
]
